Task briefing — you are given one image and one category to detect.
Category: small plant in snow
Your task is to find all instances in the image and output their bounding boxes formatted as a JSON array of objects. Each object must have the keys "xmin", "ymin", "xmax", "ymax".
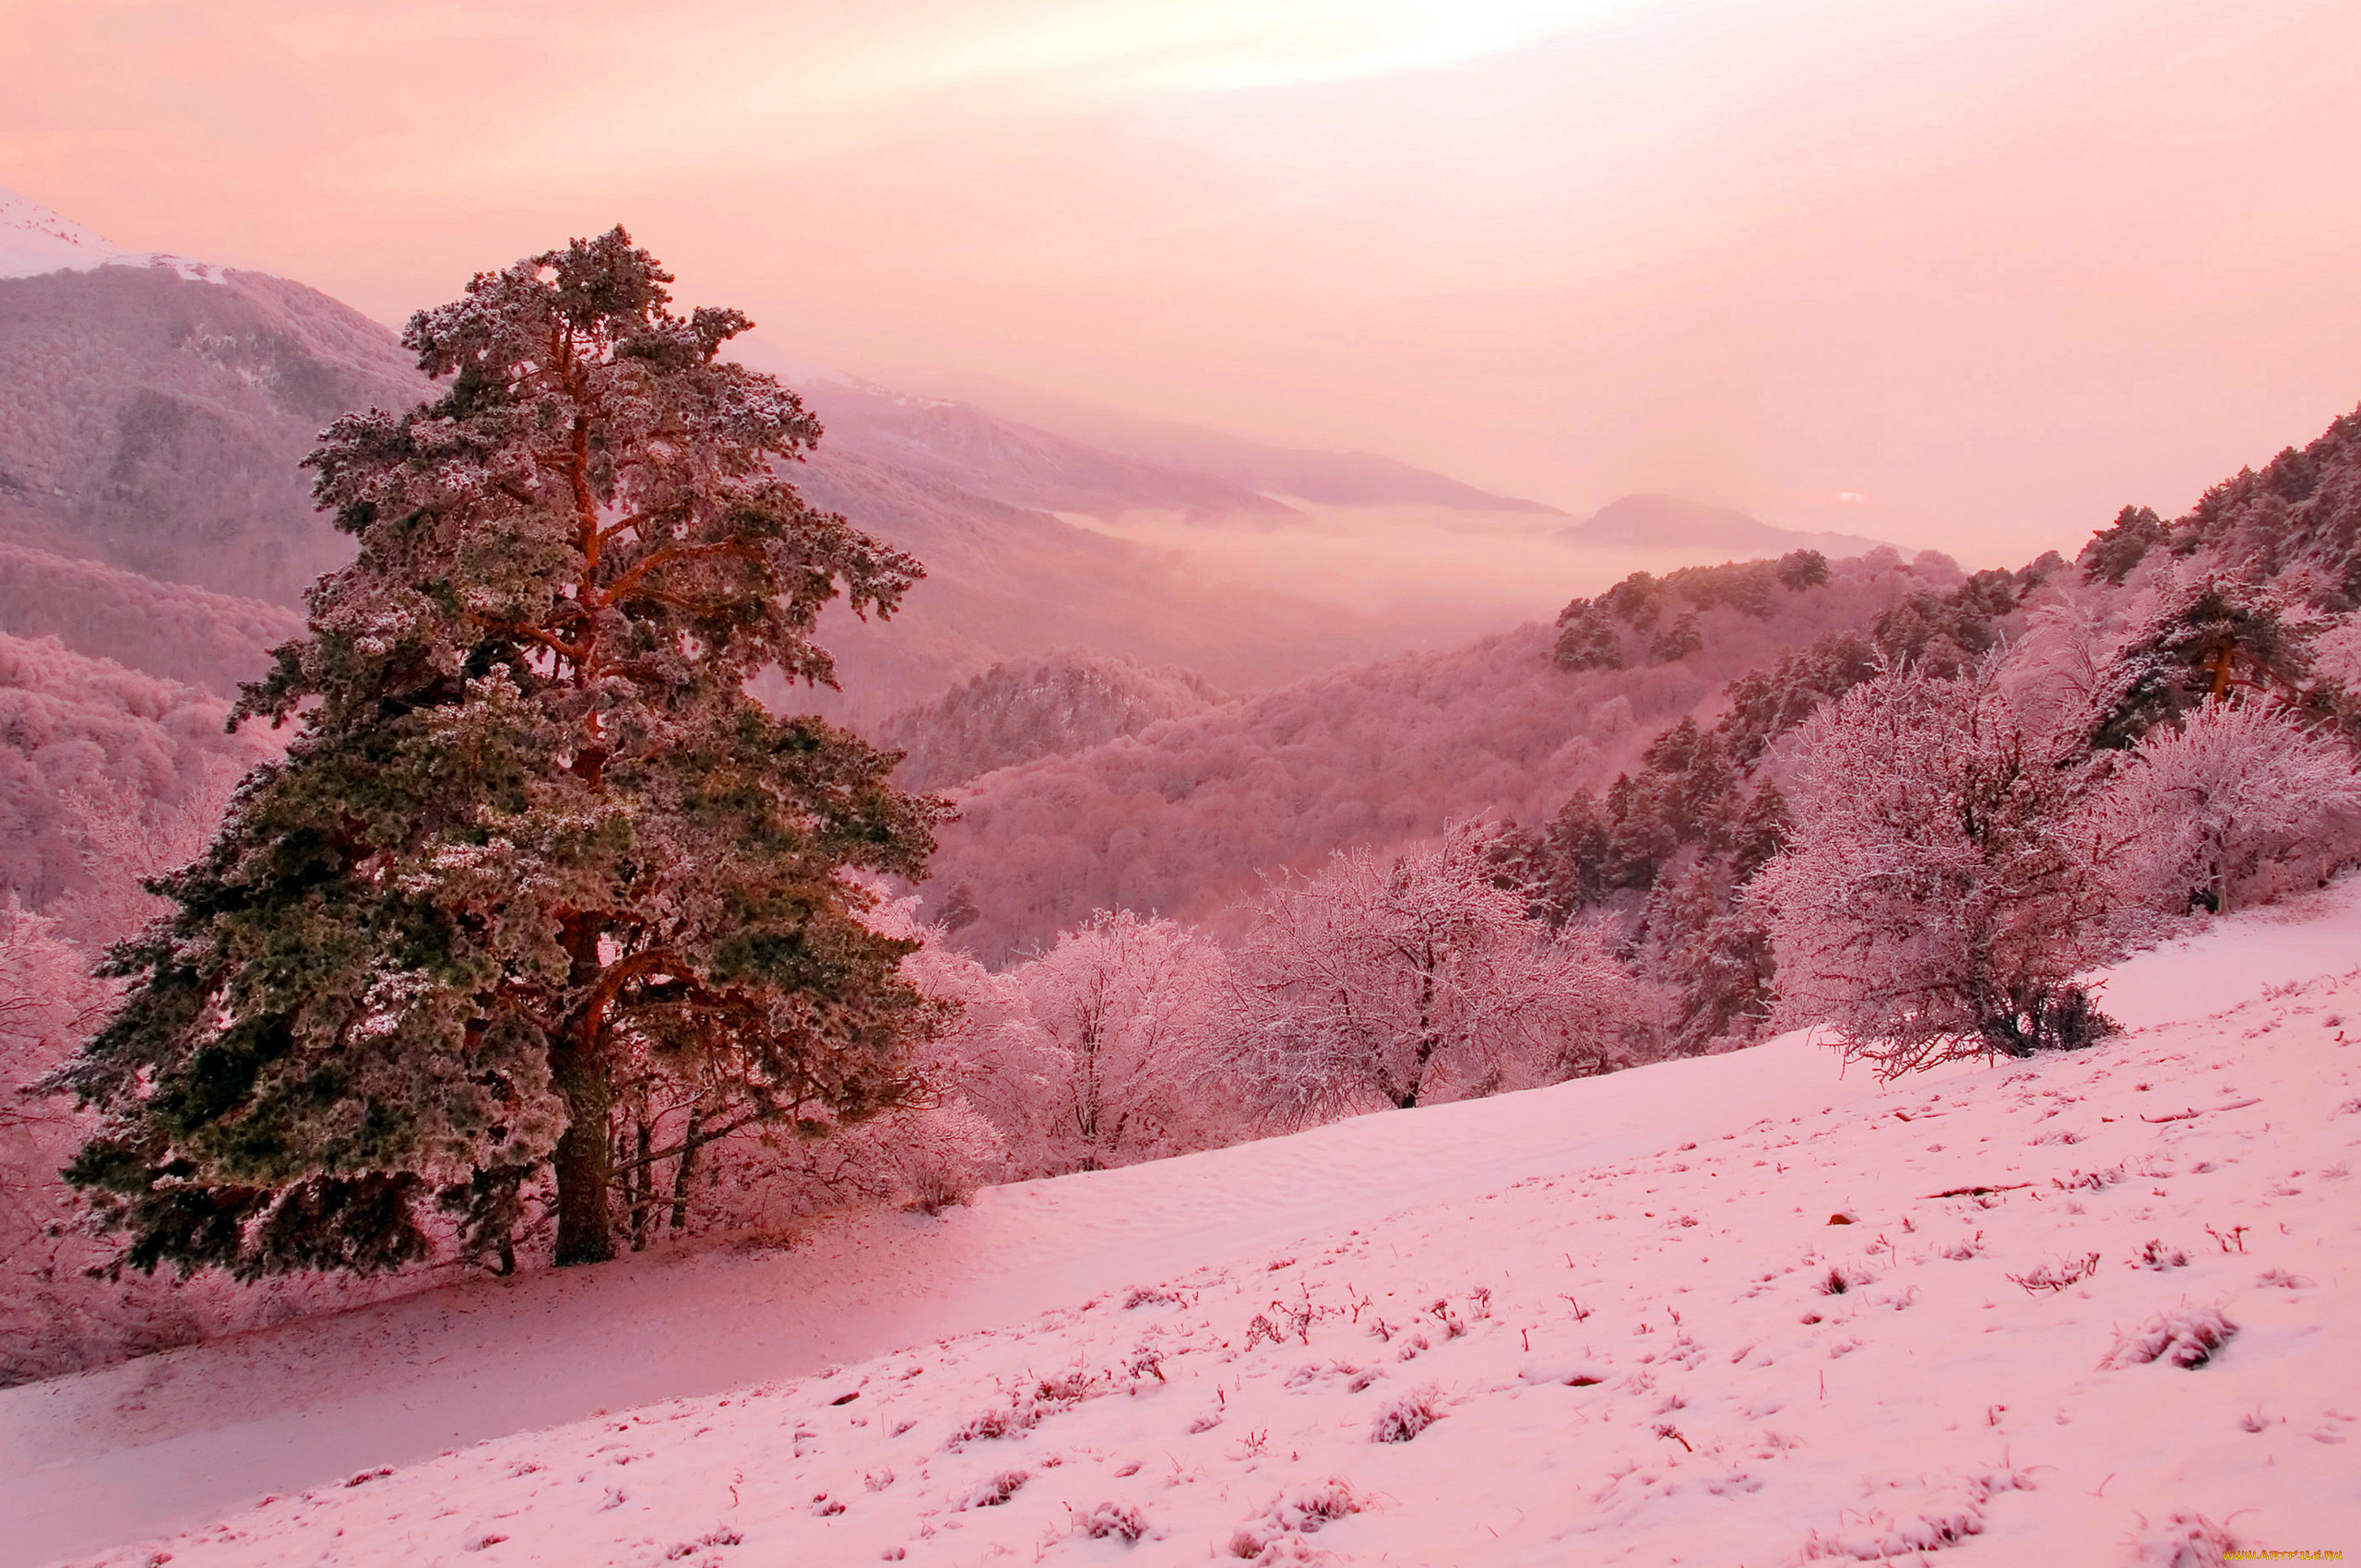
[
  {"xmin": 1080, "ymin": 1501, "xmax": 1148, "ymax": 1542},
  {"xmin": 2107, "ymin": 1306, "xmax": 2237, "ymax": 1370},
  {"xmin": 1124, "ymin": 1287, "xmax": 1187, "ymax": 1310},
  {"xmin": 1817, "ymin": 1264, "xmax": 1874, "ymax": 1295},
  {"xmin": 2204, "ymin": 1224, "xmax": 2249, "ymax": 1253},
  {"xmin": 962, "ymin": 1470, "xmax": 1028, "ymax": 1509},
  {"xmin": 1227, "ymin": 1477, "xmax": 1361, "ymax": 1558},
  {"xmin": 1798, "ymin": 1470, "xmax": 2029, "ymax": 1561},
  {"xmin": 946, "ymin": 1399, "xmax": 1040, "ymax": 1449},
  {"xmin": 1371, "ymin": 1386, "xmax": 1442, "ymax": 1442},
  {"xmin": 2255, "ymin": 1268, "xmax": 2311, "ymax": 1289},
  {"xmin": 2006, "ymin": 1253, "xmax": 2100, "ymax": 1293},
  {"xmin": 2129, "ymin": 1240, "xmax": 2189, "ymax": 1270},
  {"xmin": 661, "ymin": 1527, "xmax": 743, "ymax": 1559},
  {"xmin": 2129, "ymin": 1510, "xmax": 2237, "ymax": 1567}
]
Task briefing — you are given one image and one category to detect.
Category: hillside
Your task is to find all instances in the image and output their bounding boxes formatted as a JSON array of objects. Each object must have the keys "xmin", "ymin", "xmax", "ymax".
[
  {"xmin": 0, "ymin": 539, "xmax": 302, "ymax": 695},
  {"xmin": 0, "ymin": 261, "xmax": 427, "ymax": 605},
  {"xmin": 10, "ymin": 884, "xmax": 2355, "ymax": 1567},
  {"xmin": 918, "ymin": 549, "xmax": 1965, "ymax": 964},
  {"xmin": 0, "ymin": 629, "xmax": 280, "ymax": 919},
  {"xmin": 879, "ymin": 649, "xmax": 1226, "ymax": 791}
]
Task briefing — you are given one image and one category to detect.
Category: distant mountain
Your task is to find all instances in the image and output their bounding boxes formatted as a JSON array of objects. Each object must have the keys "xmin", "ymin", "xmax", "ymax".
[
  {"xmin": 917, "ymin": 375, "xmax": 1564, "ymax": 515},
  {"xmin": 1560, "ymin": 493, "xmax": 1890, "ymax": 557},
  {"xmin": 779, "ymin": 445, "xmax": 1444, "ymax": 723},
  {"xmin": 878, "ymin": 648, "xmax": 1225, "ymax": 792},
  {"xmin": 0, "ymin": 212, "xmax": 427, "ymax": 603},
  {"xmin": 0, "ymin": 185, "xmax": 226, "ymax": 283},
  {"xmin": 806, "ymin": 379, "xmax": 1300, "ymax": 523},
  {"xmin": 3, "ymin": 194, "xmax": 1465, "ymax": 723}
]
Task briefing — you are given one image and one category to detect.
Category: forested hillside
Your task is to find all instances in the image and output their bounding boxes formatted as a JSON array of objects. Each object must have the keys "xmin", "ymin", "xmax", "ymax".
[
  {"xmin": 879, "ymin": 647, "xmax": 1224, "ymax": 790},
  {"xmin": 0, "ymin": 265, "xmax": 426, "ymax": 603},
  {"xmin": 0, "ymin": 539, "xmax": 301, "ymax": 695},
  {"xmin": 0, "ymin": 629, "xmax": 279, "ymax": 925},
  {"xmin": 919, "ymin": 548, "xmax": 1972, "ymax": 963}
]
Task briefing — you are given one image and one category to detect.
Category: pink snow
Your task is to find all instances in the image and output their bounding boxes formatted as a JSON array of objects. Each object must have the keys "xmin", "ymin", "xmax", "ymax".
[{"xmin": 6, "ymin": 883, "xmax": 2359, "ymax": 1566}]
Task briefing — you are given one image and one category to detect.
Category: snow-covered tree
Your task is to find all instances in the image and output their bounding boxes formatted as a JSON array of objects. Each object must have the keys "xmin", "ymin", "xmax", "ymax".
[
  {"xmin": 1750, "ymin": 664, "xmax": 2121, "ymax": 1077},
  {"xmin": 0, "ymin": 902, "xmax": 120, "ymax": 1378},
  {"xmin": 1221, "ymin": 825, "xmax": 1635, "ymax": 1122},
  {"xmin": 51, "ymin": 230, "xmax": 946, "ymax": 1276},
  {"xmin": 1012, "ymin": 910, "xmax": 1224, "ymax": 1174},
  {"xmin": 2095, "ymin": 698, "xmax": 2361, "ymax": 917},
  {"xmin": 2088, "ymin": 574, "xmax": 2318, "ymax": 751}
]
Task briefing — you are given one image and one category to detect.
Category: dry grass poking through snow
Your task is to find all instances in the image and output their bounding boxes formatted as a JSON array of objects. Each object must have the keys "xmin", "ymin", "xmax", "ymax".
[{"xmin": 46, "ymin": 911, "xmax": 2361, "ymax": 1566}]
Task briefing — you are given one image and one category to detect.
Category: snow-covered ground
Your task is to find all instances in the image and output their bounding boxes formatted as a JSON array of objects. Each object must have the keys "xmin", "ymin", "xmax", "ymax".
[{"xmin": 11, "ymin": 885, "xmax": 2360, "ymax": 1567}]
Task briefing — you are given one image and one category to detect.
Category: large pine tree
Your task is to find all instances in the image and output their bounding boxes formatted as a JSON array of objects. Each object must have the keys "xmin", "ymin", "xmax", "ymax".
[{"xmin": 54, "ymin": 230, "xmax": 947, "ymax": 1272}]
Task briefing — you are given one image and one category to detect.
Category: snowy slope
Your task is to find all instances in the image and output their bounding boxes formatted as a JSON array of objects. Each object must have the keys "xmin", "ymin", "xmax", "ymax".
[
  {"xmin": 0, "ymin": 186, "xmax": 220, "ymax": 282},
  {"xmin": 12, "ymin": 886, "xmax": 2361, "ymax": 1567}
]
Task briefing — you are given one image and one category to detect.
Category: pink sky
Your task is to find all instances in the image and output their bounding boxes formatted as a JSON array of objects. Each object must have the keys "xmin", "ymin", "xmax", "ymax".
[{"xmin": 5, "ymin": 0, "xmax": 2357, "ymax": 564}]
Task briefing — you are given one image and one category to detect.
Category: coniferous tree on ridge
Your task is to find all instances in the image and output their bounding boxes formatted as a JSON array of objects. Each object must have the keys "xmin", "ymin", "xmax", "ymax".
[{"xmin": 53, "ymin": 229, "xmax": 948, "ymax": 1273}]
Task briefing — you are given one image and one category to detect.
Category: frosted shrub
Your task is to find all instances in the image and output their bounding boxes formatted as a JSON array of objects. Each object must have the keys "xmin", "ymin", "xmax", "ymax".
[
  {"xmin": 1751, "ymin": 663, "xmax": 2120, "ymax": 1076},
  {"xmin": 2094, "ymin": 698, "xmax": 2361, "ymax": 918},
  {"xmin": 1220, "ymin": 824, "xmax": 1639, "ymax": 1121},
  {"xmin": 1008, "ymin": 910, "xmax": 1228, "ymax": 1175}
]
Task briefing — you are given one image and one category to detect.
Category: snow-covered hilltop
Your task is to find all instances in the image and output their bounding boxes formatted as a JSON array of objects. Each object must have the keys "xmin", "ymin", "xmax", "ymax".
[
  {"xmin": 10, "ymin": 882, "xmax": 2357, "ymax": 1567},
  {"xmin": 0, "ymin": 185, "xmax": 221, "ymax": 282}
]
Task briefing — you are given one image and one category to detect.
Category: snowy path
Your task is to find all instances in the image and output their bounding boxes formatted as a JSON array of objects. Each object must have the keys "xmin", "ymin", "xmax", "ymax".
[{"xmin": 11, "ymin": 885, "xmax": 2361, "ymax": 1566}]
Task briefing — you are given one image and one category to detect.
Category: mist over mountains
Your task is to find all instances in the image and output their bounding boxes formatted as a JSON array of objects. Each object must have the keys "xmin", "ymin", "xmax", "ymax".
[{"xmin": 2, "ymin": 189, "xmax": 1811, "ymax": 726}]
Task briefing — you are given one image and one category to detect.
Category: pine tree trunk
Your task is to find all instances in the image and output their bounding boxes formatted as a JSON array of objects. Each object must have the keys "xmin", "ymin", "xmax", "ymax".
[
  {"xmin": 628, "ymin": 1116, "xmax": 653, "ymax": 1252},
  {"xmin": 669, "ymin": 1105, "xmax": 704, "ymax": 1231},
  {"xmin": 550, "ymin": 1030, "xmax": 616, "ymax": 1265},
  {"xmin": 552, "ymin": 915, "xmax": 616, "ymax": 1266}
]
